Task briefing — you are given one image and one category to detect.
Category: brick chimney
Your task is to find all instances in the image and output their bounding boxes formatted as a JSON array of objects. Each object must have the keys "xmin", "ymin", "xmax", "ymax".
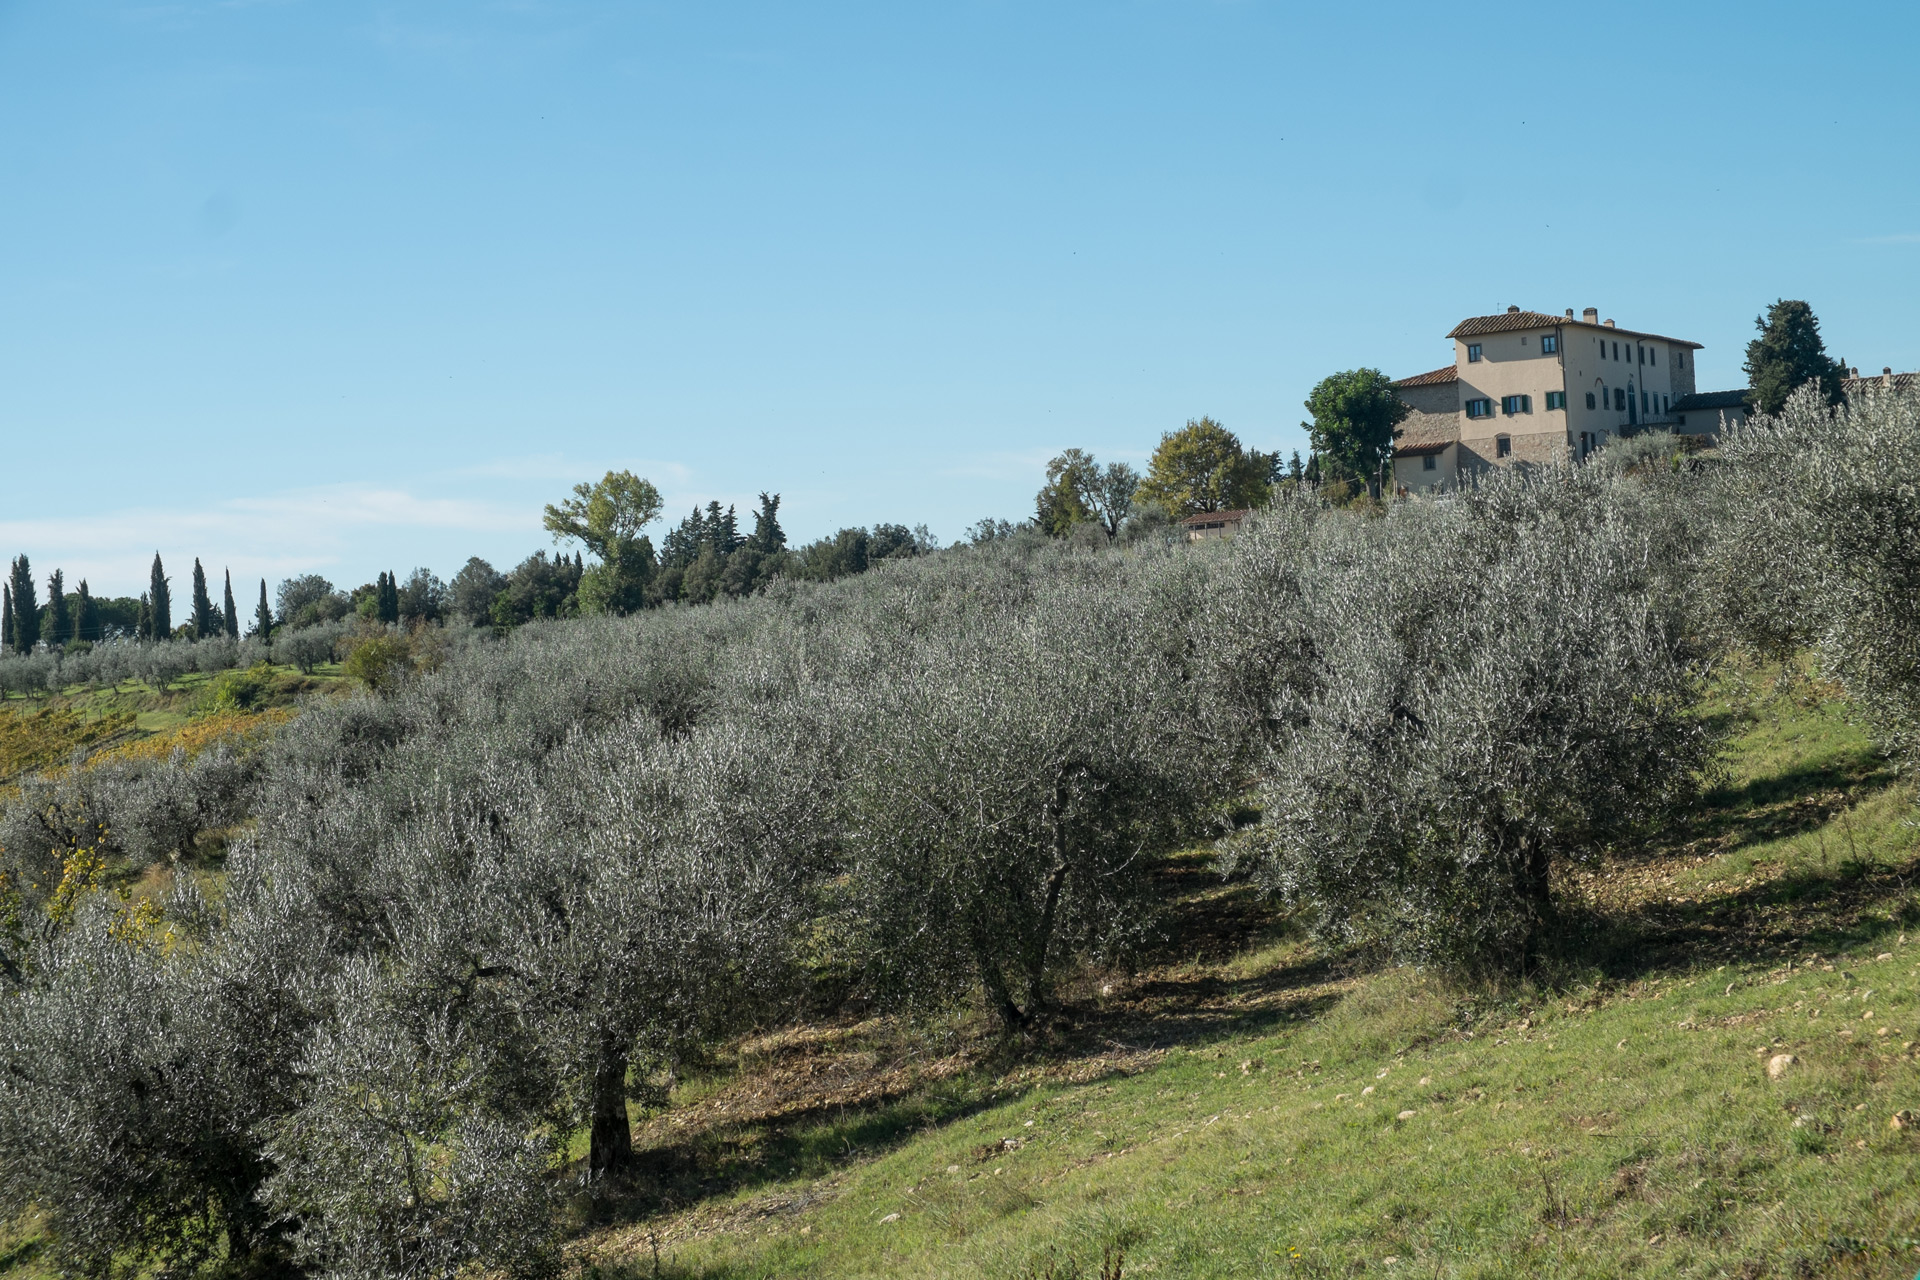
[
  {"xmin": 1604, "ymin": 319, "xmax": 1616, "ymax": 328},
  {"xmin": 1885, "ymin": 367, "xmax": 1895, "ymax": 387},
  {"xmin": 1582, "ymin": 307, "xmax": 1599, "ymax": 324},
  {"xmin": 1564, "ymin": 308, "xmax": 1574, "ymax": 319}
]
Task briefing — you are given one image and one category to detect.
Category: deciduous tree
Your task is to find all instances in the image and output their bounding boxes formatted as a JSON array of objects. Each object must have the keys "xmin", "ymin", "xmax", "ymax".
[
  {"xmin": 1135, "ymin": 418, "xmax": 1273, "ymax": 517},
  {"xmin": 1302, "ymin": 368, "xmax": 1409, "ymax": 494}
]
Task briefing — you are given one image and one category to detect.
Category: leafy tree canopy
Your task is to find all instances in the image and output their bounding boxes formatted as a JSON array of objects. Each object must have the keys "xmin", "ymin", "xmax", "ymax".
[
  {"xmin": 1744, "ymin": 299, "xmax": 1846, "ymax": 416},
  {"xmin": 1135, "ymin": 418, "xmax": 1273, "ymax": 518},
  {"xmin": 1302, "ymin": 368, "xmax": 1409, "ymax": 485},
  {"xmin": 543, "ymin": 470, "xmax": 663, "ymax": 564},
  {"xmin": 1034, "ymin": 450, "xmax": 1140, "ymax": 540}
]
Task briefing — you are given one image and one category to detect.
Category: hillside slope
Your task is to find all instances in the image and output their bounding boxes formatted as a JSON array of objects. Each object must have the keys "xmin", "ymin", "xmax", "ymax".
[{"xmin": 581, "ymin": 675, "xmax": 1920, "ymax": 1279}]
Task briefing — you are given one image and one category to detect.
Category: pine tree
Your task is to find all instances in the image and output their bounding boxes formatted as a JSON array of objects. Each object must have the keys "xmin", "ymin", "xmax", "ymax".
[
  {"xmin": 45, "ymin": 569, "xmax": 69, "ymax": 647},
  {"xmin": 149, "ymin": 554, "xmax": 171, "ymax": 641},
  {"xmin": 750, "ymin": 492, "xmax": 786, "ymax": 553},
  {"xmin": 8, "ymin": 556, "xmax": 39, "ymax": 654},
  {"xmin": 223, "ymin": 569, "xmax": 239, "ymax": 639},
  {"xmin": 191, "ymin": 558, "xmax": 215, "ymax": 639},
  {"xmin": 75, "ymin": 580, "xmax": 99, "ymax": 643},
  {"xmin": 255, "ymin": 578, "xmax": 273, "ymax": 641}
]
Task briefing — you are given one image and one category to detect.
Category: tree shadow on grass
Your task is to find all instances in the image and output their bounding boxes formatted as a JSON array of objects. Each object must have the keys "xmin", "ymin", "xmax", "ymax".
[
  {"xmin": 1563, "ymin": 849, "xmax": 1919, "ymax": 983},
  {"xmin": 584, "ymin": 848, "xmax": 1343, "ymax": 1232}
]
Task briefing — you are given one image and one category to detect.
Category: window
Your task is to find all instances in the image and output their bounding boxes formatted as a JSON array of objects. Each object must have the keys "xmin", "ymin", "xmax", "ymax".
[
  {"xmin": 1467, "ymin": 343, "xmax": 1482, "ymax": 362},
  {"xmin": 1501, "ymin": 394, "xmax": 1531, "ymax": 415},
  {"xmin": 1545, "ymin": 390, "xmax": 1566, "ymax": 410},
  {"xmin": 1637, "ymin": 345, "xmax": 1645, "ymax": 364},
  {"xmin": 1649, "ymin": 348, "xmax": 1657, "ymax": 366},
  {"xmin": 1586, "ymin": 391, "xmax": 1596, "ymax": 409},
  {"xmin": 1496, "ymin": 435, "xmax": 1512, "ymax": 458},
  {"xmin": 1466, "ymin": 398, "xmax": 1492, "ymax": 418},
  {"xmin": 1541, "ymin": 334, "xmax": 1558, "ymax": 354},
  {"xmin": 1614, "ymin": 388, "xmax": 1626, "ymax": 411},
  {"xmin": 1662, "ymin": 394, "xmax": 1669, "ymax": 414},
  {"xmin": 1613, "ymin": 342, "xmax": 1620, "ymax": 360},
  {"xmin": 1422, "ymin": 454, "xmax": 1437, "ymax": 472},
  {"xmin": 1641, "ymin": 390, "xmax": 1649, "ymax": 414}
]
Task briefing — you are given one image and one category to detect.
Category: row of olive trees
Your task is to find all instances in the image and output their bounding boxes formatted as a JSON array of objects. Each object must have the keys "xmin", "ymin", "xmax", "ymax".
[{"xmin": 7, "ymin": 389, "xmax": 1917, "ymax": 1277}]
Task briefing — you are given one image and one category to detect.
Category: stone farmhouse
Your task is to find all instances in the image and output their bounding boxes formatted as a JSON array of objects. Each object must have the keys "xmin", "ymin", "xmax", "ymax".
[{"xmin": 1390, "ymin": 306, "xmax": 1723, "ymax": 494}]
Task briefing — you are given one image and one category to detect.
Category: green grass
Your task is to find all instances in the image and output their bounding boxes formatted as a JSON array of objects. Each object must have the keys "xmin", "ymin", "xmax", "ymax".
[{"xmin": 581, "ymin": 675, "xmax": 1920, "ymax": 1279}]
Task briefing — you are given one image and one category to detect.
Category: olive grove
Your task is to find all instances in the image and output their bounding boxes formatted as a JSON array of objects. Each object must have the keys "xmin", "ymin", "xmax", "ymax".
[{"xmin": 5, "ymin": 388, "xmax": 1920, "ymax": 1275}]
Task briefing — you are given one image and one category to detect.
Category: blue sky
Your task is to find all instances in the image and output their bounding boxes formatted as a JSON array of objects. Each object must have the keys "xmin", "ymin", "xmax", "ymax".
[{"xmin": 3, "ymin": 1, "xmax": 1917, "ymax": 597}]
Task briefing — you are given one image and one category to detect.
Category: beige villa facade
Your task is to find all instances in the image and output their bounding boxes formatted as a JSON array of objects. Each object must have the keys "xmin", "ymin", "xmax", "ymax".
[{"xmin": 1390, "ymin": 307, "xmax": 1706, "ymax": 493}]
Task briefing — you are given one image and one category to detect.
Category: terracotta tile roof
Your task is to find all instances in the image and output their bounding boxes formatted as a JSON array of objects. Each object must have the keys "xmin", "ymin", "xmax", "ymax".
[
  {"xmin": 1393, "ymin": 440, "xmax": 1451, "ymax": 457},
  {"xmin": 1178, "ymin": 509, "xmax": 1252, "ymax": 527},
  {"xmin": 1393, "ymin": 365, "xmax": 1458, "ymax": 388},
  {"xmin": 1671, "ymin": 390, "xmax": 1750, "ymax": 412},
  {"xmin": 1843, "ymin": 371, "xmax": 1920, "ymax": 394},
  {"xmin": 1447, "ymin": 308, "xmax": 1704, "ymax": 350}
]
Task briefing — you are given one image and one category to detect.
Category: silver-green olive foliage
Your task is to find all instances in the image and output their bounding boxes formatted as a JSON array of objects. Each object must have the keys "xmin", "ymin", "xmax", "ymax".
[{"xmin": 19, "ymin": 415, "xmax": 1897, "ymax": 1267}]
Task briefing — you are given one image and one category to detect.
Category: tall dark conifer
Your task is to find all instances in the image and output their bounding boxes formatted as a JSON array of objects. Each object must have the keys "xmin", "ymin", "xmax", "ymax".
[
  {"xmin": 223, "ymin": 569, "xmax": 240, "ymax": 639},
  {"xmin": 8, "ymin": 556, "xmax": 39, "ymax": 654},
  {"xmin": 255, "ymin": 578, "xmax": 273, "ymax": 640},
  {"xmin": 149, "ymin": 554, "xmax": 171, "ymax": 641},
  {"xmin": 191, "ymin": 559, "xmax": 216, "ymax": 639},
  {"xmin": 375, "ymin": 570, "xmax": 399, "ymax": 625},
  {"xmin": 75, "ymin": 580, "xmax": 99, "ymax": 643},
  {"xmin": 2, "ymin": 585, "xmax": 11, "ymax": 656},
  {"xmin": 45, "ymin": 569, "xmax": 69, "ymax": 647},
  {"xmin": 138, "ymin": 594, "xmax": 152, "ymax": 642}
]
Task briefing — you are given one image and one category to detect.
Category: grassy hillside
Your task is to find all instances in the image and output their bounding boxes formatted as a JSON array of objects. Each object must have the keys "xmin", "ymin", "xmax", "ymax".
[
  {"xmin": 572, "ymin": 672, "xmax": 1920, "ymax": 1279},
  {"xmin": 2, "ymin": 668, "xmax": 1915, "ymax": 1278},
  {"xmin": 0, "ymin": 662, "xmax": 342, "ymax": 790}
]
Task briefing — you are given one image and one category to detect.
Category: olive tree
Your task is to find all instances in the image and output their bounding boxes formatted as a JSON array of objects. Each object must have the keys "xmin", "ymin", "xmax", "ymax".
[
  {"xmin": 1223, "ymin": 470, "xmax": 1715, "ymax": 972},
  {"xmin": 833, "ymin": 552, "xmax": 1217, "ymax": 1032},
  {"xmin": 1709, "ymin": 385, "xmax": 1920, "ymax": 768}
]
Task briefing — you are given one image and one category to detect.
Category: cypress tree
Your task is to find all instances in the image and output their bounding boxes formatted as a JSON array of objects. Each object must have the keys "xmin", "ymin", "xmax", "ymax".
[
  {"xmin": 75, "ymin": 580, "xmax": 99, "ymax": 643},
  {"xmin": 138, "ymin": 593, "xmax": 152, "ymax": 642},
  {"xmin": 149, "ymin": 554, "xmax": 171, "ymax": 641},
  {"xmin": 191, "ymin": 558, "xmax": 215, "ymax": 639},
  {"xmin": 45, "ymin": 569, "xmax": 69, "ymax": 647},
  {"xmin": 223, "ymin": 569, "xmax": 240, "ymax": 639},
  {"xmin": 8, "ymin": 556, "xmax": 39, "ymax": 654},
  {"xmin": 377, "ymin": 570, "xmax": 399, "ymax": 625},
  {"xmin": 2, "ymin": 584, "xmax": 11, "ymax": 656},
  {"xmin": 255, "ymin": 578, "xmax": 273, "ymax": 641},
  {"xmin": 1744, "ymin": 299, "xmax": 1848, "ymax": 415}
]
